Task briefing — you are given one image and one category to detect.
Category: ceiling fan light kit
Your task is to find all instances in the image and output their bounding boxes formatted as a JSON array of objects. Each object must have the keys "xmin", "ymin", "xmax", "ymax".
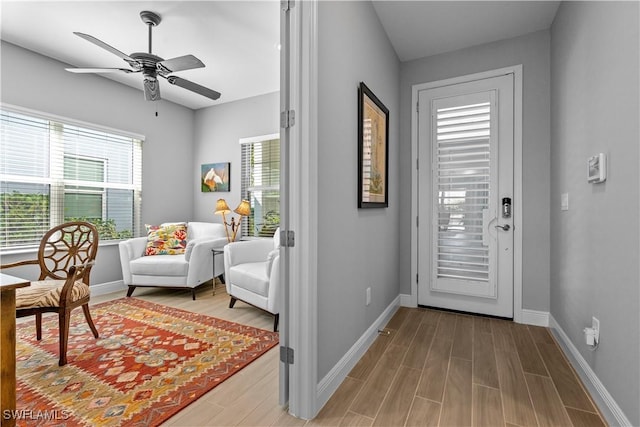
[{"xmin": 66, "ymin": 10, "xmax": 221, "ymax": 102}]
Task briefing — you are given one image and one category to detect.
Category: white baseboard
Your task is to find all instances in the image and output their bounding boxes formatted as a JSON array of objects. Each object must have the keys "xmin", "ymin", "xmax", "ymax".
[
  {"xmin": 316, "ymin": 295, "xmax": 400, "ymax": 410},
  {"xmin": 549, "ymin": 315, "xmax": 631, "ymax": 427},
  {"xmin": 400, "ymin": 293, "xmax": 416, "ymax": 307},
  {"xmin": 520, "ymin": 309, "xmax": 549, "ymax": 326},
  {"xmin": 90, "ymin": 280, "xmax": 127, "ymax": 297}
]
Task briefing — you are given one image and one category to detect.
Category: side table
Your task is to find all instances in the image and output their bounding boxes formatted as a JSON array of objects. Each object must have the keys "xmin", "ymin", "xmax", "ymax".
[{"xmin": 212, "ymin": 248, "xmax": 225, "ymax": 295}]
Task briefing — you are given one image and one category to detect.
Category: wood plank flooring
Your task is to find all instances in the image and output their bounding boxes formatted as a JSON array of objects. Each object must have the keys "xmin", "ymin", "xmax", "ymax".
[
  {"xmin": 317, "ymin": 307, "xmax": 608, "ymax": 427},
  {"xmin": 29, "ymin": 286, "xmax": 607, "ymax": 426}
]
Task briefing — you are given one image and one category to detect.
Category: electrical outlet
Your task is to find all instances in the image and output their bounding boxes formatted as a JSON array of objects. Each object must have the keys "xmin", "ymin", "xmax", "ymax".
[
  {"xmin": 366, "ymin": 287, "xmax": 371, "ymax": 306},
  {"xmin": 592, "ymin": 317, "xmax": 600, "ymax": 344}
]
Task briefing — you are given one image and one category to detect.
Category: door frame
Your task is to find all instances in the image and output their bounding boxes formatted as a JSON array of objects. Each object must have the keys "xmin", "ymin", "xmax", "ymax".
[
  {"xmin": 283, "ymin": 0, "xmax": 319, "ymax": 420},
  {"xmin": 409, "ymin": 65, "xmax": 524, "ymax": 322}
]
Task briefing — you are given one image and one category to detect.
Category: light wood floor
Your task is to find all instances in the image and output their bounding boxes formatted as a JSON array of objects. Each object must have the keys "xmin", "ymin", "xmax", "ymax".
[
  {"xmin": 312, "ymin": 307, "xmax": 608, "ymax": 427},
  {"xmin": 40, "ymin": 285, "xmax": 606, "ymax": 426}
]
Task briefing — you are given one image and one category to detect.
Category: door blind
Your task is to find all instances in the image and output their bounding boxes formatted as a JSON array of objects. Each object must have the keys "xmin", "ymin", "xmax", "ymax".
[{"xmin": 434, "ymin": 102, "xmax": 491, "ymax": 282}]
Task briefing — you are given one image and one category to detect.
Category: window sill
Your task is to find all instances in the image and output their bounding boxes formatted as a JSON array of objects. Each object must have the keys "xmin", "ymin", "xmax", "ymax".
[{"xmin": 0, "ymin": 239, "xmax": 122, "ymax": 257}]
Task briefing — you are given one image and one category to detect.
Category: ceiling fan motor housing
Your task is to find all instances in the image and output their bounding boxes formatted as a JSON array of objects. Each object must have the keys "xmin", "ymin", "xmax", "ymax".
[{"xmin": 140, "ymin": 11, "xmax": 161, "ymax": 27}]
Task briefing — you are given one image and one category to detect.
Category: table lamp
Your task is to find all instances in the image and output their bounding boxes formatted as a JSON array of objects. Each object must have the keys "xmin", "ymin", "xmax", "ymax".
[{"xmin": 215, "ymin": 198, "xmax": 251, "ymax": 242}]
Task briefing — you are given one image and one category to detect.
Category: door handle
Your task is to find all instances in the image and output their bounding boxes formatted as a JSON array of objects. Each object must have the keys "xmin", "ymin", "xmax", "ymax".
[{"xmin": 495, "ymin": 224, "xmax": 510, "ymax": 231}]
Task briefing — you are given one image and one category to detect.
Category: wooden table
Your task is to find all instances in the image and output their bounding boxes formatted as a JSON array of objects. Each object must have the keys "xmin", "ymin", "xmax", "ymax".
[{"xmin": 0, "ymin": 273, "xmax": 30, "ymax": 427}]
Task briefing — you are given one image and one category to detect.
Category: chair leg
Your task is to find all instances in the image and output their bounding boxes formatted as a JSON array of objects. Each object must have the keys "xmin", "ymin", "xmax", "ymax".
[
  {"xmin": 58, "ymin": 310, "xmax": 70, "ymax": 366},
  {"xmin": 126, "ymin": 286, "xmax": 136, "ymax": 297},
  {"xmin": 36, "ymin": 313, "xmax": 42, "ymax": 340},
  {"xmin": 229, "ymin": 297, "xmax": 237, "ymax": 308},
  {"xmin": 273, "ymin": 314, "xmax": 279, "ymax": 332},
  {"xmin": 82, "ymin": 304, "xmax": 99, "ymax": 338}
]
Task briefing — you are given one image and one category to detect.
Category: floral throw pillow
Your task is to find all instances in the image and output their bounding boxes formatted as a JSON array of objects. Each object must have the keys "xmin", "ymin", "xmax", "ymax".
[{"xmin": 145, "ymin": 224, "xmax": 188, "ymax": 256}]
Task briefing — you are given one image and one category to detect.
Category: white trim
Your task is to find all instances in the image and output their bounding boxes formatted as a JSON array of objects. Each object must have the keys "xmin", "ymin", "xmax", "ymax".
[
  {"xmin": 287, "ymin": 0, "xmax": 319, "ymax": 420},
  {"xmin": 238, "ymin": 132, "xmax": 280, "ymax": 145},
  {"xmin": 89, "ymin": 280, "xmax": 126, "ymax": 297},
  {"xmin": 549, "ymin": 315, "xmax": 632, "ymax": 427},
  {"xmin": 400, "ymin": 293, "xmax": 415, "ymax": 307},
  {"xmin": 316, "ymin": 296, "xmax": 400, "ymax": 410},
  {"xmin": 410, "ymin": 65, "xmax": 524, "ymax": 321},
  {"xmin": 519, "ymin": 309, "xmax": 549, "ymax": 327}
]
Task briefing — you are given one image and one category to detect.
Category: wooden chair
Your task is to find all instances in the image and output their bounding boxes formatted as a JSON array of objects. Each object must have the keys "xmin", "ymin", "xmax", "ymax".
[{"xmin": 0, "ymin": 221, "xmax": 100, "ymax": 366}]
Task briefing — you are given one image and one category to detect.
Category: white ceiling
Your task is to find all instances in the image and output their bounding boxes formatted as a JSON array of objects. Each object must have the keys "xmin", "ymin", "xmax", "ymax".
[
  {"xmin": 1, "ymin": 1, "xmax": 560, "ymax": 110},
  {"xmin": 0, "ymin": 1, "xmax": 281, "ymax": 110},
  {"xmin": 373, "ymin": 1, "xmax": 560, "ymax": 61}
]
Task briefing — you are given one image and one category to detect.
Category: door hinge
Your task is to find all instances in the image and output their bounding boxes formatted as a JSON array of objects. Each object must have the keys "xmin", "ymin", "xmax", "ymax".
[
  {"xmin": 280, "ymin": 346, "xmax": 294, "ymax": 364},
  {"xmin": 416, "ymin": 102, "xmax": 419, "ymax": 113},
  {"xmin": 280, "ymin": 230, "xmax": 295, "ymax": 247},
  {"xmin": 281, "ymin": 0, "xmax": 295, "ymax": 12},
  {"xmin": 416, "ymin": 216, "xmax": 419, "ymax": 227},
  {"xmin": 416, "ymin": 158, "xmax": 419, "ymax": 170},
  {"xmin": 281, "ymin": 110, "xmax": 295, "ymax": 128},
  {"xmin": 416, "ymin": 273, "xmax": 419, "ymax": 283}
]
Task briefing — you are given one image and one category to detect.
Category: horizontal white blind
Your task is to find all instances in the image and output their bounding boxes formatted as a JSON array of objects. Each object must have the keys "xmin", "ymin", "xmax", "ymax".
[
  {"xmin": 0, "ymin": 109, "xmax": 142, "ymax": 249},
  {"xmin": 435, "ymin": 102, "xmax": 490, "ymax": 282},
  {"xmin": 240, "ymin": 137, "xmax": 280, "ymax": 238}
]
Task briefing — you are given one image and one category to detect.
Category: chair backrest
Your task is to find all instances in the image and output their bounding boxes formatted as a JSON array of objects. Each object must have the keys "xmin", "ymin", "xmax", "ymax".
[
  {"xmin": 188, "ymin": 222, "xmax": 226, "ymax": 240},
  {"xmin": 37, "ymin": 221, "xmax": 99, "ymax": 284}
]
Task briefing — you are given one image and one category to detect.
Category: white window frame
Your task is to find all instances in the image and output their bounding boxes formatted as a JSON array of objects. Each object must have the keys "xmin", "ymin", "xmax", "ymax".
[
  {"xmin": 239, "ymin": 132, "xmax": 281, "ymax": 238},
  {"xmin": 0, "ymin": 104, "xmax": 143, "ymax": 250}
]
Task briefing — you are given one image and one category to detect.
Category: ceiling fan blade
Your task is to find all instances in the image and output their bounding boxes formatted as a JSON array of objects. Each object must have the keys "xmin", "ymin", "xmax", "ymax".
[
  {"xmin": 66, "ymin": 67, "xmax": 138, "ymax": 74},
  {"xmin": 73, "ymin": 32, "xmax": 137, "ymax": 64},
  {"xmin": 143, "ymin": 77, "xmax": 161, "ymax": 101},
  {"xmin": 157, "ymin": 55, "xmax": 205, "ymax": 74},
  {"xmin": 166, "ymin": 76, "xmax": 221, "ymax": 100}
]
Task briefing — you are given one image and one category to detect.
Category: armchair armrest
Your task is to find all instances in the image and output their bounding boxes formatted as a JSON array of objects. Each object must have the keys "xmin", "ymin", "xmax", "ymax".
[
  {"xmin": 118, "ymin": 237, "xmax": 147, "ymax": 285},
  {"xmin": 185, "ymin": 237, "xmax": 229, "ymax": 286}
]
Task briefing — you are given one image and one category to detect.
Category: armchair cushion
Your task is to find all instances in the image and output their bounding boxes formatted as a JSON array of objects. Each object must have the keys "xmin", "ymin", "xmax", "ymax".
[
  {"xmin": 16, "ymin": 280, "xmax": 90, "ymax": 309},
  {"xmin": 129, "ymin": 254, "xmax": 189, "ymax": 276},
  {"xmin": 144, "ymin": 223, "xmax": 188, "ymax": 255}
]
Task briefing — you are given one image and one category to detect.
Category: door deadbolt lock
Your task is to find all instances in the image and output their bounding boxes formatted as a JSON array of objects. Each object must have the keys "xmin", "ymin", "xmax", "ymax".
[{"xmin": 495, "ymin": 224, "xmax": 510, "ymax": 231}]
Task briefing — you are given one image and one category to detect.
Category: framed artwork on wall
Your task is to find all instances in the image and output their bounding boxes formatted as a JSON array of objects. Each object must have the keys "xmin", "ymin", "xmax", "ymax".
[
  {"xmin": 201, "ymin": 162, "xmax": 230, "ymax": 192},
  {"xmin": 358, "ymin": 82, "xmax": 389, "ymax": 208}
]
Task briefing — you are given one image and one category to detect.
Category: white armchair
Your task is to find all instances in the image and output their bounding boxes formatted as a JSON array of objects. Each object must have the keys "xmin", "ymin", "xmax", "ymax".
[
  {"xmin": 224, "ymin": 229, "xmax": 280, "ymax": 331},
  {"xmin": 119, "ymin": 222, "xmax": 228, "ymax": 300}
]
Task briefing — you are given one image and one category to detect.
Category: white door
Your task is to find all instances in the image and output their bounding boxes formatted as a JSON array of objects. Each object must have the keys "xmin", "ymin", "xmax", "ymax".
[{"xmin": 417, "ymin": 74, "xmax": 514, "ymax": 318}]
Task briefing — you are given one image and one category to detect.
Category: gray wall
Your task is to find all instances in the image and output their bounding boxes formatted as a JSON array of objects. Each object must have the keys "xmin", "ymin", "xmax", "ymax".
[
  {"xmin": 399, "ymin": 30, "xmax": 552, "ymax": 312},
  {"xmin": 317, "ymin": 1, "xmax": 400, "ymax": 380},
  {"xmin": 0, "ymin": 41, "xmax": 196, "ymax": 285},
  {"xmin": 550, "ymin": 2, "xmax": 640, "ymax": 424},
  {"xmin": 193, "ymin": 92, "xmax": 280, "ymax": 223}
]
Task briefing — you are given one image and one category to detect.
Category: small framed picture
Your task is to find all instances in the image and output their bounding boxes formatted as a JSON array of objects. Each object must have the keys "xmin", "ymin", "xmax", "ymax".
[
  {"xmin": 201, "ymin": 162, "xmax": 230, "ymax": 192},
  {"xmin": 587, "ymin": 153, "xmax": 606, "ymax": 184}
]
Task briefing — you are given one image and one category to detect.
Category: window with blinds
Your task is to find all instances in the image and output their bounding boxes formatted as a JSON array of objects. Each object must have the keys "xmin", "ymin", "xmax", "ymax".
[
  {"xmin": 434, "ymin": 102, "xmax": 491, "ymax": 282},
  {"xmin": 240, "ymin": 137, "xmax": 280, "ymax": 238},
  {"xmin": 0, "ymin": 108, "xmax": 142, "ymax": 249}
]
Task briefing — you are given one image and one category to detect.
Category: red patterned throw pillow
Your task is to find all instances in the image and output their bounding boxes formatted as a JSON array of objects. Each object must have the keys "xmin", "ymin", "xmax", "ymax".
[{"xmin": 145, "ymin": 223, "xmax": 188, "ymax": 255}]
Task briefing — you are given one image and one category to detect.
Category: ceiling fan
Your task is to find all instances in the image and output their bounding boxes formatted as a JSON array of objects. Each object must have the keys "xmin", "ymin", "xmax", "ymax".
[{"xmin": 66, "ymin": 10, "xmax": 221, "ymax": 102}]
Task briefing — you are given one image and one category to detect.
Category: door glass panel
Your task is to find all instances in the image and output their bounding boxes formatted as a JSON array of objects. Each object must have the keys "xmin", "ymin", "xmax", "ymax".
[{"xmin": 435, "ymin": 102, "xmax": 490, "ymax": 282}]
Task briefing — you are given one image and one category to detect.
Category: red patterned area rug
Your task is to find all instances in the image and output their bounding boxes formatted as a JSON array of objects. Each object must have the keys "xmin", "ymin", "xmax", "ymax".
[{"xmin": 15, "ymin": 297, "xmax": 279, "ymax": 426}]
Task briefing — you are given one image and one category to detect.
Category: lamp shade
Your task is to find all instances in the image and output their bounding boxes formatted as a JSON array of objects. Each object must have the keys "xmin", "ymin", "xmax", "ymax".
[
  {"xmin": 234, "ymin": 200, "xmax": 251, "ymax": 217},
  {"xmin": 214, "ymin": 198, "xmax": 231, "ymax": 215}
]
